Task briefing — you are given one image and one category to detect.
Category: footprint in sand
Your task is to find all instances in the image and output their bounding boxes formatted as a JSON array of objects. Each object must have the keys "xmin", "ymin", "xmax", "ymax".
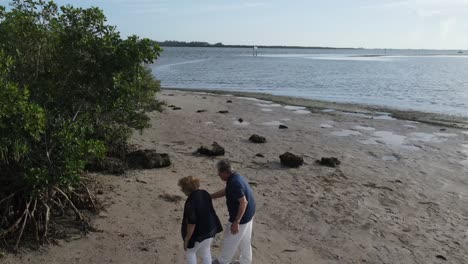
[{"xmin": 262, "ymin": 121, "xmax": 285, "ymax": 126}]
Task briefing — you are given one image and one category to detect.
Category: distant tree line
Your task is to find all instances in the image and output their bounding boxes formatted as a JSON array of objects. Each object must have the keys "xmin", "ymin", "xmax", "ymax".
[{"xmin": 155, "ymin": 40, "xmax": 359, "ymax": 50}]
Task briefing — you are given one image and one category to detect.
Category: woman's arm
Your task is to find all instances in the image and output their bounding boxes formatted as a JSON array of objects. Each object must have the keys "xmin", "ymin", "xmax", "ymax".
[{"xmin": 184, "ymin": 224, "xmax": 196, "ymax": 250}]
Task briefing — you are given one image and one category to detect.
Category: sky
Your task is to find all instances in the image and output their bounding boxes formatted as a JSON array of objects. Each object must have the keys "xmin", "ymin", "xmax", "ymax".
[{"xmin": 1, "ymin": 0, "xmax": 468, "ymax": 49}]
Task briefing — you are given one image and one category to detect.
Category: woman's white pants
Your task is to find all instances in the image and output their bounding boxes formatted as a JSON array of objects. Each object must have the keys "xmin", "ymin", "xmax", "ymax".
[{"xmin": 186, "ymin": 237, "xmax": 213, "ymax": 264}]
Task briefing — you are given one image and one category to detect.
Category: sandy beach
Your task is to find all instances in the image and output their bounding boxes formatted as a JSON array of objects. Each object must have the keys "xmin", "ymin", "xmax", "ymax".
[{"xmin": 3, "ymin": 89, "xmax": 468, "ymax": 264}]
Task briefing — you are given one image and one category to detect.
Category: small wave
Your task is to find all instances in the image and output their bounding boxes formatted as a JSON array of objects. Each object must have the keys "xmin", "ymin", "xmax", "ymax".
[{"xmin": 153, "ymin": 59, "xmax": 209, "ymax": 71}]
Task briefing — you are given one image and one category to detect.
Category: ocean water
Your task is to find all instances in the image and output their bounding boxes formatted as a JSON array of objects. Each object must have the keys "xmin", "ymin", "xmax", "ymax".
[{"xmin": 150, "ymin": 47, "xmax": 468, "ymax": 117}]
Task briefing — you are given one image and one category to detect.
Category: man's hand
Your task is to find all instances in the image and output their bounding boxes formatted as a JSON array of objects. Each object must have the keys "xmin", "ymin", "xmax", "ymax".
[{"xmin": 230, "ymin": 222, "xmax": 239, "ymax": 235}]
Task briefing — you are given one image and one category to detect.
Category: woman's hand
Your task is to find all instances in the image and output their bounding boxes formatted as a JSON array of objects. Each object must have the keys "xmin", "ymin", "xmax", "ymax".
[{"xmin": 184, "ymin": 239, "xmax": 189, "ymax": 251}]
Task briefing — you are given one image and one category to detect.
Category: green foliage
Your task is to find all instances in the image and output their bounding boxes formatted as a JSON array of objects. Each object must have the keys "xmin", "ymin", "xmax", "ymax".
[{"xmin": 0, "ymin": 0, "xmax": 161, "ymax": 192}]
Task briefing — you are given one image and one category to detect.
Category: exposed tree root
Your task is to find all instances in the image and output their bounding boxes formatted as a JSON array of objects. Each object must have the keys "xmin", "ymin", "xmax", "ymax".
[{"xmin": 0, "ymin": 178, "xmax": 100, "ymax": 252}]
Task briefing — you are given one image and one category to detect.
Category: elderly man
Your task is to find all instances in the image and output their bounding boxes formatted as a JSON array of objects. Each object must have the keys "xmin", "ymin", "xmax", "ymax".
[{"xmin": 211, "ymin": 159, "xmax": 256, "ymax": 264}]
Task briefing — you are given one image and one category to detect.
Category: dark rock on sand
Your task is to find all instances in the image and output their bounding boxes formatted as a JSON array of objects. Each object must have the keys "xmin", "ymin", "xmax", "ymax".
[
  {"xmin": 249, "ymin": 134, "xmax": 266, "ymax": 143},
  {"xmin": 436, "ymin": 255, "xmax": 447, "ymax": 261},
  {"xmin": 279, "ymin": 125, "xmax": 288, "ymax": 129},
  {"xmin": 90, "ymin": 157, "xmax": 126, "ymax": 175},
  {"xmin": 218, "ymin": 110, "xmax": 229, "ymax": 114},
  {"xmin": 280, "ymin": 152, "xmax": 304, "ymax": 167},
  {"xmin": 238, "ymin": 118, "xmax": 243, "ymax": 123},
  {"xmin": 172, "ymin": 107, "xmax": 182, "ymax": 110},
  {"xmin": 197, "ymin": 109, "xmax": 207, "ymax": 113},
  {"xmin": 440, "ymin": 128, "xmax": 446, "ymax": 131},
  {"xmin": 127, "ymin": 150, "xmax": 171, "ymax": 169},
  {"xmin": 226, "ymin": 100, "xmax": 233, "ymax": 103},
  {"xmin": 316, "ymin": 157, "xmax": 341, "ymax": 167},
  {"xmin": 168, "ymin": 105, "xmax": 176, "ymax": 108},
  {"xmin": 197, "ymin": 142, "xmax": 225, "ymax": 156},
  {"xmin": 255, "ymin": 153, "xmax": 265, "ymax": 158}
]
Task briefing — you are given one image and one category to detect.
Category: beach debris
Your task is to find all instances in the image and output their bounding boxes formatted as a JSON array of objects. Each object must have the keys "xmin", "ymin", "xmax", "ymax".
[
  {"xmin": 172, "ymin": 107, "xmax": 182, "ymax": 110},
  {"xmin": 249, "ymin": 134, "xmax": 266, "ymax": 143},
  {"xmin": 196, "ymin": 109, "xmax": 207, "ymax": 113},
  {"xmin": 227, "ymin": 100, "xmax": 233, "ymax": 103},
  {"xmin": 279, "ymin": 152, "xmax": 304, "ymax": 167},
  {"xmin": 238, "ymin": 118, "xmax": 243, "ymax": 123},
  {"xmin": 440, "ymin": 128, "xmax": 446, "ymax": 131},
  {"xmin": 362, "ymin": 182, "xmax": 393, "ymax": 192},
  {"xmin": 126, "ymin": 150, "xmax": 171, "ymax": 169},
  {"xmin": 218, "ymin": 110, "xmax": 229, "ymax": 114},
  {"xmin": 90, "ymin": 157, "xmax": 126, "ymax": 175},
  {"xmin": 436, "ymin": 255, "xmax": 447, "ymax": 261},
  {"xmin": 159, "ymin": 194, "xmax": 183, "ymax": 203},
  {"xmin": 255, "ymin": 153, "xmax": 265, "ymax": 157},
  {"xmin": 249, "ymin": 181, "xmax": 258, "ymax": 187},
  {"xmin": 197, "ymin": 142, "xmax": 225, "ymax": 156},
  {"xmin": 316, "ymin": 157, "xmax": 341, "ymax": 167},
  {"xmin": 167, "ymin": 104, "xmax": 176, "ymax": 108},
  {"xmin": 279, "ymin": 125, "xmax": 288, "ymax": 129}
]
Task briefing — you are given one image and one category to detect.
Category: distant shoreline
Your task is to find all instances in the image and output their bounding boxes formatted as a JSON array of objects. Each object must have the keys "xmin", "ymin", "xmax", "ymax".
[
  {"xmin": 162, "ymin": 87, "xmax": 468, "ymax": 129},
  {"xmin": 155, "ymin": 41, "xmax": 466, "ymax": 52}
]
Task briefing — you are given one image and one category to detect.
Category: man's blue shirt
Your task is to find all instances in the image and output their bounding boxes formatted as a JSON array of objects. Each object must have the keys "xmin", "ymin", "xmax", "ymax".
[{"xmin": 225, "ymin": 172, "xmax": 256, "ymax": 224}]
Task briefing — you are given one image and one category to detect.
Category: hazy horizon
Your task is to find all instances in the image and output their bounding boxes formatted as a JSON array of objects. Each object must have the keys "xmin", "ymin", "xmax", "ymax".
[{"xmin": 2, "ymin": 0, "xmax": 468, "ymax": 50}]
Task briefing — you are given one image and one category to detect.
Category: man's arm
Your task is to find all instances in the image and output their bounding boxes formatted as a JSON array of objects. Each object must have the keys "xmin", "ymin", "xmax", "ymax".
[
  {"xmin": 211, "ymin": 189, "xmax": 225, "ymax": 199},
  {"xmin": 231, "ymin": 196, "xmax": 248, "ymax": 235}
]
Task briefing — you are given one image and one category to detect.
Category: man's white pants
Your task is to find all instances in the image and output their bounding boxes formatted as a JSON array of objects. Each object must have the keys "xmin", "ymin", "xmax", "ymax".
[
  {"xmin": 186, "ymin": 237, "xmax": 213, "ymax": 264},
  {"xmin": 218, "ymin": 220, "xmax": 253, "ymax": 264}
]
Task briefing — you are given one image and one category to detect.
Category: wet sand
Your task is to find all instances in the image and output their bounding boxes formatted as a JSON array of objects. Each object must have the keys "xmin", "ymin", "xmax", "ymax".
[{"xmin": 3, "ymin": 89, "xmax": 468, "ymax": 264}]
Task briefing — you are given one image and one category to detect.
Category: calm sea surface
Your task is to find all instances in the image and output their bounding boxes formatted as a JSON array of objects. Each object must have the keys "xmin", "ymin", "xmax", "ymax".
[{"xmin": 150, "ymin": 47, "xmax": 468, "ymax": 117}]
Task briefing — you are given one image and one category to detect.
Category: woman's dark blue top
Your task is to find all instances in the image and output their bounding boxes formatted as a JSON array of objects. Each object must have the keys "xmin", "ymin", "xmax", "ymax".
[{"xmin": 181, "ymin": 189, "xmax": 222, "ymax": 249}]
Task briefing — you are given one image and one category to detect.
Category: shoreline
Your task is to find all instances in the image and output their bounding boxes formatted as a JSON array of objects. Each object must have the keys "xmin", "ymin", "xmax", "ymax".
[{"xmin": 162, "ymin": 87, "xmax": 468, "ymax": 129}]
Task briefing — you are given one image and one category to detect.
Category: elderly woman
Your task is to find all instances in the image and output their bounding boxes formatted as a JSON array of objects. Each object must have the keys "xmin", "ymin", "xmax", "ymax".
[{"xmin": 179, "ymin": 176, "xmax": 222, "ymax": 264}]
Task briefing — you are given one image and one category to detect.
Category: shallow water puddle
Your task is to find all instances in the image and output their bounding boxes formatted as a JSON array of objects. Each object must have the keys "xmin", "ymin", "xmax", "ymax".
[
  {"xmin": 434, "ymin": 133, "xmax": 458, "ymax": 137},
  {"xmin": 292, "ymin": 110, "xmax": 311, "ymax": 114},
  {"xmin": 233, "ymin": 121, "xmax": 250, "ymax": 126},
  {"xmin": 374, "ymin": 115, "xmax": 396, "ymax": 120},
  {"xmin": 236, "ymin": 97, "xmax": 272, "ymax": 103},
  {"xmin": 374, "ymin": 131, "xmax": 406, "ymax": 146},
  {"xmin": 354, "ymin": 126, "xmax": 376, "ymax": 131},
  {"xmin": 284, "ymin": 105, "xmax": 307, "ymax": 110},
  {"xmin": 257, "ymin": 103, "xmax": 282, "ymax": 107},
  {"xmin": 407, "ymin": 132, "xmax": 447, "ymax": 143},
  {"xmin": 331, "ymin": 130, "xmax": 362, "ymax": 136}
]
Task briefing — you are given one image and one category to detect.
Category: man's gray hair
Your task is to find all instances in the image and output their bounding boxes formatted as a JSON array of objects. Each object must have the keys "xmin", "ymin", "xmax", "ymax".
[{"xmin": 217, "ymin": 159, "xmax": 232, "ymax": 173}]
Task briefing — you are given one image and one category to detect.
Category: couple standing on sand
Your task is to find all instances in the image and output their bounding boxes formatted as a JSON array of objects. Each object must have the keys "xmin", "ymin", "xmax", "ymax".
[{"xmin": 179, "ymin": 159, "xmax": 256, "ymax": 264}]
